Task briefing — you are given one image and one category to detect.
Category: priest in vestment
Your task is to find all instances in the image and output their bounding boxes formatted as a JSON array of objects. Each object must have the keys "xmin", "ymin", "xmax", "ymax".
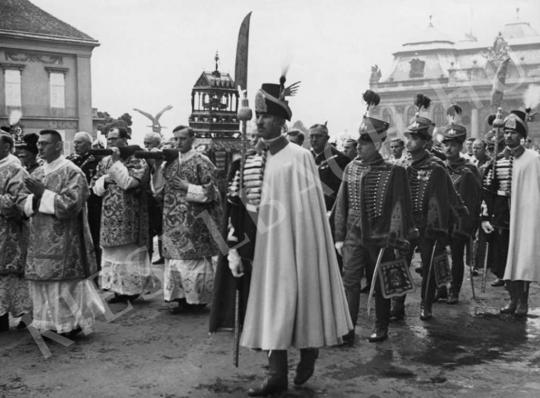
[
  {"xmin": 483, "ymin": 110, "xmax": 540, "ymax": 317},
  {"xmin": 229, "ymin": 77, "xmax": 352, "ymax": 396},
  {"xmin": 92, "ymin": 127, "xmax": 156, "ymax": 302},
  {"xmin": 0, "ymin": 132, "xmax": 31, "ymax": 332},
  {"xmin": 23, "ymin": 130, "xmax": 103, "ymax": 336},
  {"xmin": 152, "ymin": 125, "xmax": 222, "ymax": 312}
]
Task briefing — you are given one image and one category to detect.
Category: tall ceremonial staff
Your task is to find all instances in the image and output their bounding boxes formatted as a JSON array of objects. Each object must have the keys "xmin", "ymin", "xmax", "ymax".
[
  {"xmin": 233, "ymin": 11, "xmax": 252, "ymax": 368},
  {"xmin": 480, "ymin": 36, "xmax": 510, "ymax": 292},
  {"xmin": 482, "ymin": 108, "xmax": 504, "ymax": 293},
  {"xmin": 480, "ymin": 31, "xmax": 510, "ymax": 292}
]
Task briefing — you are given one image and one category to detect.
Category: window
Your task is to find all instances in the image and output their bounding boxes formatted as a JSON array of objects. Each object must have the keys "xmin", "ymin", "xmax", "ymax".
[
  {"xmin": 5, "ymin": 69, "xmax": 22, "ymax": 107},
  {"xmin": 409, "ymin": 58, "xmax": 426, "ymax": 78},
  {"xmin": 49, "ymin": 72, "xmax": 65, "ymax": 109}
]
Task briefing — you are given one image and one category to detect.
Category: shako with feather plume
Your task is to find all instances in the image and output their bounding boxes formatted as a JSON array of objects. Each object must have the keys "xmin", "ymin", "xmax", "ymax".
[
  {"xmin": 405, "ymin": 93, "xmax": 434, "ymax": 140},
  {"xmin": 358, "ymin": 89, "xmax": 389, "ymax": 143},
  {"xmin": 254, "ymin": 73, "xmax": 300, "ymax": 121},
  {"xmin": 502, "ymin": 85, "xmax": 540, "ymax": 138},
  {"xmin": 441, "ymin": 104, "xmax": 467, "ymax": 142}
]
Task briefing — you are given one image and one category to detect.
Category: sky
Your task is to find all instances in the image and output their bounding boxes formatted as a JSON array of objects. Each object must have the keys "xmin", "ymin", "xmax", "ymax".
[{"xmin": 31, "ymin": 0, "xmax": 540, "ymax": 142}]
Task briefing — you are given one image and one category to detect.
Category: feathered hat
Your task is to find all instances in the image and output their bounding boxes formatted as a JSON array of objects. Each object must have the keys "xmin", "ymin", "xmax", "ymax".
[
  {"xmin": 358, "ymin": 90, "xmax": 389, "ymax": 143},
  {"xmin": 254, "ymin": 73, "xmax": 300, "ymax": 121},
  {"xmin": 441, "ymin": 124, "xmax": 467, "ymax": 143},
  {"xmin": 503, "ymin": 85, "xmax": 540, "ymax": 137},
  {"xmin": 503, "ymin": 110, "xmax": 528, "ymax": 137},
  {"xmin": 405, "ymin": 93, "xmax": 435, "ymax": 140},
  {"xmin": 442, "ymin": 104, "xmax": 466, "ymax": 143},
  {"xmin": 446, "ymin": 104, "xmax": 462, "ymax": 124}
]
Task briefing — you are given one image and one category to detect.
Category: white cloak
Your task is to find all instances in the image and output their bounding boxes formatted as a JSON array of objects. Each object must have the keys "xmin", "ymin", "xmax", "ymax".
[
  {"xmin": 504, "ymin": 149, "xmax": 540, "ymax": 282},
  {"xmin": 240, "ymin": 142, "xmax": 352, "ymax": 350}
]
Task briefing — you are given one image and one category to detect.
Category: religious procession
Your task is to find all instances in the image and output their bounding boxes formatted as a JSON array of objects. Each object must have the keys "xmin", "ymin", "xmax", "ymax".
[{"xmin": 2, "ymin": 1, "xmax": 540, "ymax": 397}]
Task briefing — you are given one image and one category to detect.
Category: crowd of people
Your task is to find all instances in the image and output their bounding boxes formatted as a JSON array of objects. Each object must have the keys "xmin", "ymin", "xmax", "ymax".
[{"xmin": 1, "ymin": 75, "xmax": 540, "ymax": 396}]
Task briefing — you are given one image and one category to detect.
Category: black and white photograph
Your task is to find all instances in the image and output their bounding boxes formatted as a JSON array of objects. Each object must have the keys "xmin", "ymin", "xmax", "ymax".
[{"xmin": 1, "ymin": 0, "xmax": 540, "ymax": 396}]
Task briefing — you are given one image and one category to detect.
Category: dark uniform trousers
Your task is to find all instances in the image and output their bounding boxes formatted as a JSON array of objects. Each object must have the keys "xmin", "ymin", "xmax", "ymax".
[
  {"xmin": 489, "ymin": 227, "xmax": 509, "ymax": 279},
  {"xmin": 417, "ymin": 237, "xmax": 445, "ymax": 306},
  {"xmin": 342, "ymin": 225, "xmax": 394, "ymax": 330},
  {"xmin": 394, "ymin": 237, "xmax": 446, "ymax": 310},
  {"xmin": 449, "ymin": 235, "xmax": 468, "ymax": 294}
]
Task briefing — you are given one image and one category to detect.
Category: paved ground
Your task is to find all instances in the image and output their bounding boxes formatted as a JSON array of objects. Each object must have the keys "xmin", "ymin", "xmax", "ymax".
[{"xmin": 1, "ymin": 260, "xmax": 540, "ymax": 398}]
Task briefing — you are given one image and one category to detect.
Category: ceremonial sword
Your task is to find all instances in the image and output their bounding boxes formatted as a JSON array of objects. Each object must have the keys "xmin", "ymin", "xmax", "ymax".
[
  {"xmin": 481, "ymin": 241, "xmax": 489, "ymax": 294},
  {"xmin": 233, "ymin": 11, "xmax": 252, "ymax": 368},
  {"xmin": 367, "ymin": 248, "xmax": 385, "ymax": 317},
  {"xmin": 467, "ymin": 236, "xmax": 476, "ymax": 300},
  {"xmin": 424, "ymin": 241, "xmax": 438, "ymax": 310}
]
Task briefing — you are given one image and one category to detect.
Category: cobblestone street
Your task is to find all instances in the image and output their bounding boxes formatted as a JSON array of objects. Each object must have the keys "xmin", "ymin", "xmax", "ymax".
[{"xmin": 2, "ymin": 263, "xmax": 540, "ymax": 398}]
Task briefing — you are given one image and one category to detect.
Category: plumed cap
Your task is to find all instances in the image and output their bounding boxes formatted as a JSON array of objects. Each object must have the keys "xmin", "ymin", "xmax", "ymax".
[
  {"xmin": 358, "ymin": 89, "xmax": 389, "ymax": 143},
  {"xmin": 254, "ymin": 76, "xmax": 300, "ymax": 121},
  {"xmin": 405, "ymin": 93, "xmax": 434, "ymax": 140},
  {"xmin": 446, "ymin": 104, "xmax": 462, "ymax": 124},
  {"xmin": 441, "ymin": 123, "xmax": 467, "ymax": 143},
  {"xmin": 405, "ymin": 116, "xmax": 434, "ymax": 140},
  {"xmin": 359, "ymin": 117, "xmax": 390, "ymax": 143},
  {"xmin": 503, "ymin": 110, "xmax": 528, "ymax": 137}
]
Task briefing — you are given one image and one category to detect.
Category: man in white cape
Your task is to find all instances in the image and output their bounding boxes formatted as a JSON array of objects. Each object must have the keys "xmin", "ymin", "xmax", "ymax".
[
  {"xmin": 482, "ymin": 109, "xmax": 540, "ymax": 317},
  {"xmin": 228, "ymin": 77, "xmax": 352, "ymax": 396}
]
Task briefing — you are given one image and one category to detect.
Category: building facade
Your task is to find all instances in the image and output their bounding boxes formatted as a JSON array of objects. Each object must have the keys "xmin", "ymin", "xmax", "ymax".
[
  {"xmin": 0, "ymin": 0, "xmax": 99, "ymax": 151},
  {"xmin": 370, "ymin": 17, "xmax": 540, "ymax": 143}
]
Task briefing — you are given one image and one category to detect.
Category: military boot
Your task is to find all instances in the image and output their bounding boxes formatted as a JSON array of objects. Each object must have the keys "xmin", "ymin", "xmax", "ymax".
[
  {"xmin": 390, "ymin": 295, "xmax": 405, "ymax": 322},
  {"xmin": 446, "ymin": 285, "xmax": 459, "ymax": 305},
  {"xmin": 369, "ymin": 292, "xmax": 389, "ymax": 342},
  {"xmin": 515, "ymin": 282, "xmax": 530, "ymax": 318},
  {"xmin": 248, "ymin": 350, "xmax": 288, "ymax": 396},
  {"xmin": 342, "ymin": 286, "xmax": 360, "ymax": 346},
  {"xmin": 500, "ymin": 281, "xmax": 518, "ymax": 314},
  {"xmin": 420, "ymin": 301, "xmax": 433, "ymax": 321},
  {"xmin": 0, "ymin": 313, "xmax": 9, "ymax": 332},
  {"xmin": 294, "ymin": 348, "xmax": 319, "ymax": 386}
]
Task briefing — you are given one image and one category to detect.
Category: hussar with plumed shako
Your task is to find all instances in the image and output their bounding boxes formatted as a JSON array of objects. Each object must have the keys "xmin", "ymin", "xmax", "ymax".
[
  {"xmin": 229, "ymin": 74, "xmax": 352, "ymax": 396},
  {"xmin": 440, "ymin": 105, "xmax": 481, "ymax": 304},
  {"xmin": 391, "ymin": 94, "xmax": 467, "ymax": 321},
  {"xmin": 334, "ymin": 90, "xmax": 418, "ymax": 344}
]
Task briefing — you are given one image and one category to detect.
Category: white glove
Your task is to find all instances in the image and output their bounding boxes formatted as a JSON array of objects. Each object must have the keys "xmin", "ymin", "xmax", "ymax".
[
  {"xmin": 481, "ymin": 221, "xmax": 494, "ymax": 234},
  {"xmin": 335, "ymin": 241, "xmax": 344, "ymax": 256},
  {"xmin": 227, "ymin": 249, "xmax": 244, "ymax": 277}
]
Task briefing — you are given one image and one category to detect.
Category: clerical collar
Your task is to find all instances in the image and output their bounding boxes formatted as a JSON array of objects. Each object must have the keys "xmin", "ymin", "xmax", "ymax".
[
  {"xmin": 260, "ymin": 135, "xmax": 289, "ymax": 155},
  {"xmin": 43, "ymin": 155, "xmax": 68, "ymax": 175},
  {"xmin": 178, "ymin": 148, "xmax": 197, "ymax": 164}
]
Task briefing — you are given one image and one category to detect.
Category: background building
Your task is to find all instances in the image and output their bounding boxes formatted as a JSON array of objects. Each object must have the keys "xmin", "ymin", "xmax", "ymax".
[
  {"xmin": 0, "ymin": 0, "xmax": 99, "ymax": 151},
  {"xmin": 370, "ymin": 15, "xmax": 540, "ymax": 144}
]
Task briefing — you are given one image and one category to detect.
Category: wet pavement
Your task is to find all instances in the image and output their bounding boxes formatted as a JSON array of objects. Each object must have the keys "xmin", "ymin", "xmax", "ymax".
[{"xmin": 1, "ymin": 263, "xmax": 540, "ymax": 398}]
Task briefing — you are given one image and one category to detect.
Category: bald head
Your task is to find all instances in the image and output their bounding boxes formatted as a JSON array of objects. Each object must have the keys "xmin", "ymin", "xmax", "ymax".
[
  {"xmin": 144, "ymin": 132, "xmax": 162, "ymax": 150},
  {"xmin": 73, "ymin": 131, "xmax": 93, "ymax": 156}
]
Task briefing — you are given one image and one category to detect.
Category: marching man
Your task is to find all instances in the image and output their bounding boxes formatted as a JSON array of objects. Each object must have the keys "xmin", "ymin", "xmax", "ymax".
[{"xmin": 229, "ymin": 76, "xmax": 352, "ymax": 396}]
